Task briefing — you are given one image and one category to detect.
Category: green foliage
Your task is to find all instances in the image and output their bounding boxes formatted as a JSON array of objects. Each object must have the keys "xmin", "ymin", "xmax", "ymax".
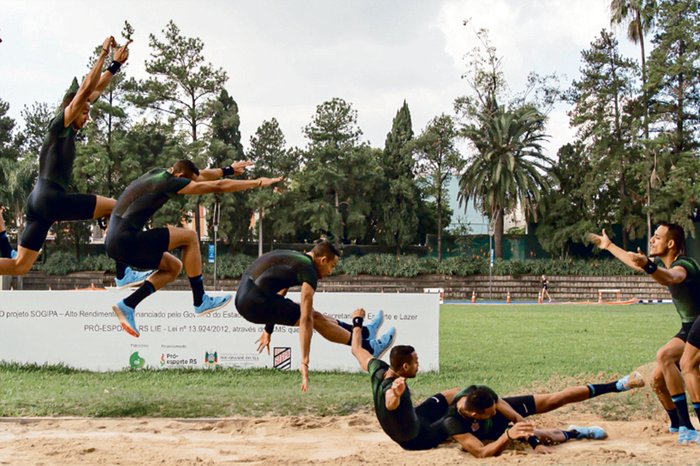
[
  {"xmin": 34, "ymin": 251, "xmax": 80, "ymax": 275},
  {"xmin": 202, "ymin": 254, "xmax": 254, "ymax": 278}
]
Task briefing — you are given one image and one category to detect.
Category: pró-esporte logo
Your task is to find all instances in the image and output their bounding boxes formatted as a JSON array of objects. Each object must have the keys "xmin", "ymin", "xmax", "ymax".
[{"xmin": 273, "ymin": 347, "xmax": 291, "ymax": 370}]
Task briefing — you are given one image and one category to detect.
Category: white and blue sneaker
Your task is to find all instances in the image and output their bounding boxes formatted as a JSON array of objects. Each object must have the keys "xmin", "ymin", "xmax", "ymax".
[
  {"xmin": 568, "ymin": 425, "xmax": 607, "ymax": 440},
  {"xmin": 370, "ymin": 327, "xmax": 396, "ymax": 358},
  {"xmin": 194, "ymin": 293, "xmax": 232, "ymax": 316},
  {"xmin": 115, "ymin": 267, "xmax": 154, "ymax": 289},
  {"xmin": 112, "ymin": 300, "xmax": 140, "ymax": 338},
  {"xmin": 669, "ymin": 426, "xmax": 679, "ymax": 433},
  {"xmin": 615, "ymin": 371, "xmax": 645, "ymax": 391},
  {"xmin": 678, "ymin": 426, "xmax": 699, "ymax": 445},
  {"xmin": 365, "ymin": 309, "xmax": 384, "ymax": 341},
  {"xmin": 10, "ymin": 250, "xmax": 17, "ymax": 259}
]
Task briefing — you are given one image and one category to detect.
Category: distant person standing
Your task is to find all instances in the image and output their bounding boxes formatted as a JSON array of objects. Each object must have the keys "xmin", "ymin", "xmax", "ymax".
[{"xmin": 540, "ymin": 275, "xmax": 552, "ymax": 302}]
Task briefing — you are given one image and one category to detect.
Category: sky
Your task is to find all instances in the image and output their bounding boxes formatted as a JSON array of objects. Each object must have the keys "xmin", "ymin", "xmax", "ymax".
[{"xmin": 0, "ymin": 0, "xmax": 640, "ymax": 157}]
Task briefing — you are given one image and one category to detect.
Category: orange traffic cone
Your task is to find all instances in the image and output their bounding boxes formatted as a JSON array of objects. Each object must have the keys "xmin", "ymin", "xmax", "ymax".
[
  {"xmin": 471, "ymin": 291, "xmax": 476, "ymax": 303},
  {"xmin": 598, "ymin": 291, "xmax": 603, "ymax": 304},
  {"xmin": 506, "ymin": 291, "xmax": 511, "ymax": 304},
  {"xmin": 537, "ymin": 291, "xmax": 542, "ymax": 304}
]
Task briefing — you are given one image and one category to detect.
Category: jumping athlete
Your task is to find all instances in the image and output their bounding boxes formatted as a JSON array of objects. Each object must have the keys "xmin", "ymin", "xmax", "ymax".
[
  {"xmin": 235, "ymin": 245, "xmax": 396, "ymax": 392},
  {"xmin": 108, "ymin": 159, "xmax": 280, "ymax": 338},
  {"xmin": 0, "ymin": 36, "xmax": 150, "ymax": 288},
  {"xmin": 350, "ymin": 308, "xmax": 460, "ymax": 450},
  {"xmin": 443, "ymin": 373, "xmax": 645, "ymax": 458},
  {"xmin": 589, "ymin": 224, "xmax": 700, "ymax": 444}
]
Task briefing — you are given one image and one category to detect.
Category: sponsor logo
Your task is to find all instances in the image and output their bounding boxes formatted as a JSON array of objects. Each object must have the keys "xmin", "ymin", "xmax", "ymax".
[
  {"xmin": 273, "ymin": 347, "xmax": 292, "ymax": 370},
  {"xmin": 159, "ymin": 352, "xmax": 197, "ymax": 368},
  {"xmin": 204, "ymin": 350, "xmax": 218, "ymax": 367},
  {"xmin": 129, "ymin": 351, "xmax": 145, "ymax": 369}
]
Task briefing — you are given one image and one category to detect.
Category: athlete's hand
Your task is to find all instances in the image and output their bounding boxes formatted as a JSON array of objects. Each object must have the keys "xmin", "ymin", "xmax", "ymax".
[
  {"xmin": 587, "ymin": 229, "xmax": 611, "ymax": 250},
  {"xmin": 507, "ymin": 422, "xmax": 535, "ymax": 440},
  {"xmin": 630, "ymin": 247, "xmax": 650, "ymax": 268},
  {"xmin": 352, "ymin": 308, "xmax": 366, "ymax": 319},
  {"xmin": 258, "ymin": 177, "xmax": 283, "ymax": 188},
  {"xmin": 113, "ymin": 40, "xmax": 132, "ymax": 64},
  {"xmin": 391, "ymin": 377, "xmax": 406, "ymax": 397},
  {"xmin": 300, "ymin": 362, "xmax": 309, "ymax": 393},
  {"xmin": 231, "ymin": 160, "xmax": 254, "ymax": 176},
  {"xmin": 534, "ymin": 444, "xmax": 553, "ymax": 455},
  {"xmin": 101, "ymin": 36, "xmax": 116, "ymax": 55},
  {"xmin": 256, "ymin": 330, "xmax": 271, "ymax": 354}
]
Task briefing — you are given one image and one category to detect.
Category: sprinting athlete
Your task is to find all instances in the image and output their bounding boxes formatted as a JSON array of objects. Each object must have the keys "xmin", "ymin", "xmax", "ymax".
[
  {"xmin": 589, "ymin": 224, "xmax": 700, "ymax": 444},
  {"xmin": 108, "ymin": 159, "xmax": 280, "ymax": 338},
  {"xmin": 0, "ymin": 207, "xmax": 16, "ymax": 259},
  {"xmin": 235, "ymin": 246, "xmax": 396, "ymax": 392},
  {"xmin": 0, "ymin": 36, "xmax": 149, "ymax": 288},
  {"xmin": 443, "ymin": 373, "xmax": 644, "ymax": 458},
  {"xmin": 350, "ymin": 308, "xmax": 459, "ymax": 450}
]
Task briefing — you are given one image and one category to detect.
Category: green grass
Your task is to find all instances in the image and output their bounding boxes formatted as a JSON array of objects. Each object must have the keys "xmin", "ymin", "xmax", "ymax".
[{"xmin": 0, "ymin": 304, "xmax": 679, "ymax": 418}]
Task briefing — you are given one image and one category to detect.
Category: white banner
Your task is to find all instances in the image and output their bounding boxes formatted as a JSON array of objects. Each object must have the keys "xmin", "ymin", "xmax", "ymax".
[{"xmin": 0, "ymin": 291, "xmax": 439, "ymax": 372}]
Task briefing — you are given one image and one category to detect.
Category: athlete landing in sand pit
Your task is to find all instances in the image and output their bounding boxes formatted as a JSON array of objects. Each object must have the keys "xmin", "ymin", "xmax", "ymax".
[
  {"xmin": 350, "ymin": 308, "xmax": 457, "ymax": 450},
  {"xmin": 107, "ymin": 159, "xmax": 280, "ymax": 338},
  {"xmin": 442, "ymin": 372, "xmax": 645, "ymax": 457},
  {"xmin": 235, "ymin": 244, "xmax": 396, "ymax": 392}
]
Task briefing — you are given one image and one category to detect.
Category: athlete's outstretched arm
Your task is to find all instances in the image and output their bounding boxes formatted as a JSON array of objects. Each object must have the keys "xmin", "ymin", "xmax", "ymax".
[
  {"xmin": 177, "ymin": 177, "xmax": 281, "ymax": 195},
  {"xmin": 350, "ymin": 308, "xmax": 372, "ymax": 372},
  {"xmin": 298, "ymin": 282, "xmax": 315, "ymax": 393},
  {"xmin": 65, "ymin": 36, "xmax": 115, "ymax": 126},
  {"xmin": 496, "ymin": 398, "xmax": 525, "ymax": 423},
  {"xmin": 196, "ymin": 161, "xmax": 255, "ymax": 181},
  {"xmin": 88, "ymin": 40, "xmax": 132, "ymax": 103},
  {"xmin": 454, "ymin": 422, "xmax": 535, "ymax": 458},
  {"xmin": 587, "ymin": 229, "xmax": 642, "ymax": 271}
]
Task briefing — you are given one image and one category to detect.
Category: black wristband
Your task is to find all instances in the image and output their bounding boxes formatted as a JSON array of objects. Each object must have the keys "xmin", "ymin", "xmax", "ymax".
[
  {"xmin": 527, "ymin": 436, "xmax": 542, "ymax": 449},
  {"xmin": 643, "ymin": 258, "xmax": 658, "ymax": 274},
  {"xmin": 107, "ymin": 60, "xmax": 122, "ymax": 75},
  {"xmin": 264, "ymin": 323, "xmax": 274, "ymax": 334},
  {"xmin": 221, "ymin": 166, "xmax": 235, "ymax": 177},
  {"xmin": 352, "ymin": 317, "xmax": 364, "ymax": 328}
]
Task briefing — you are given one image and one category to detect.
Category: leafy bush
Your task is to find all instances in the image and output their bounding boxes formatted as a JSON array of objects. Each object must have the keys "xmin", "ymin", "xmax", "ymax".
[{"xmin": 35, "ymin": 251, "xmax": 639, "ymax": 277}]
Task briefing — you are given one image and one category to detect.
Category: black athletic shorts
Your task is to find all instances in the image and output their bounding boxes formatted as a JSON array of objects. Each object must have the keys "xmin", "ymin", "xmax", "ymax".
[
  {"xmin": 684, "ymin": 320, "xmax": 700, "ymax": 349},
  {"xmin": 398, "ymin": 393, "xmax": 450, "ymax": 451},
  {"xmin": 483, "ymin": 395, "xmax": 538, "ymax": 439},
  {"xmin": 20, "ymin": 179, "xmax": 97, "ymax": 251},
  {"xmin": 235, "ymin": 275, "xmax": 301, "ymax": 327},
  {"xmin": 105, "ymin": 216, "xmax": 170, "ymax": 270},
  {"xmin": 674, "ymin": 322, "xmax": 694, "ymax": 343}
]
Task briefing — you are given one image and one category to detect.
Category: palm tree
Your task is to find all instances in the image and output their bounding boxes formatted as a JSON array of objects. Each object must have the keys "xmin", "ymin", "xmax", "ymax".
[
  {"xmin": 610, "ymin": 0, "xmax": 656, "ymax": 251},
  {"xmin": 459, "ymin": 102, "xmax": 553, "ymax": 258}
]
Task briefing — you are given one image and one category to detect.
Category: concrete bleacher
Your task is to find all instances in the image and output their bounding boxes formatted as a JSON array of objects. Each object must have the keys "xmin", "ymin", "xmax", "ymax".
[{"xmin": 11, "ymin": 272, "xmax": 671, "ymax": 302}]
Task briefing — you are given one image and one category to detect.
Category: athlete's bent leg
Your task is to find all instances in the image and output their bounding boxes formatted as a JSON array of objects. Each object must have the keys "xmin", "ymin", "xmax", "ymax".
[
  {"xmin": 167, "ymin": 226, "xmax": 201, "ymax": 276},
  {"xmin": 92, "ymin": 195, "xmax": 116, "ymax": 219},
  {"xmin": 0, "ymin": 246, "xmax": 40, "ymax": 275},
  {"xmin": 533, "ymin": 386, "xmax": 590, "ymax": 414}
]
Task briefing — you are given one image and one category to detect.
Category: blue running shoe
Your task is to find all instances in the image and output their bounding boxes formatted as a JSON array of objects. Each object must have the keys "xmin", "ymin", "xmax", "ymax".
[
  {"xmin": 669, "ymin": 426, "xmax": 679, "ymax": 433},
  {"xmin": 615, "ymin": 371, "xmax": 645, "ymax": 391},
  {"xmin": 194, "ymin": 293, "xmax": 232, "ymax": 316},
  {"xmin": 10, "ymin": 249, "xmax": 17, "ymax": 259},
  {"xmin": 365, "ymin": 309, "xmax": 384, "ymax": 341},
  {"xmin": 112, "ymin": 300, "xmax": 140, "ymax": 338},
  {"xmin": 568, "ymin": 425, "xmax": 607, "ymax": 440},
  {"xmin": 370, "ymin": 327, "xmax": 396, "ymax": 358},
  {"xmin": 678, "ymin": 426, "xmax": 699, "ymax": 445},
  {"xmin": 115, "ymin": 267, "xmax": 154, "ymax": 289}
]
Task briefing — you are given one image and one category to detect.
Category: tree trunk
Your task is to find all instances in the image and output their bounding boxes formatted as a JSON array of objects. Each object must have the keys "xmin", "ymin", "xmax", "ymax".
[{"xmin": 494, "ymin": 208, "xmax": 504, "ymax": 259}]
